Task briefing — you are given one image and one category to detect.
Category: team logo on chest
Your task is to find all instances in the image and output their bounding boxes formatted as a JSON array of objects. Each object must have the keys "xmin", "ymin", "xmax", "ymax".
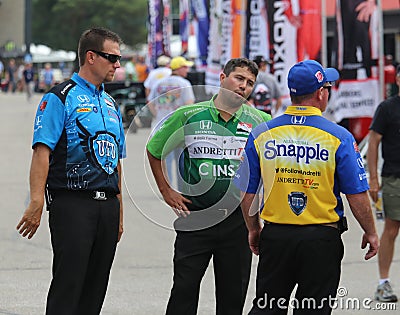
[
  {"xmin": 288, "ymin": 192, "xmax": 307, "ymax": 216},
  {"xmin": 76, "ymin": 119, "xmax": 118, "ymax": 174}
]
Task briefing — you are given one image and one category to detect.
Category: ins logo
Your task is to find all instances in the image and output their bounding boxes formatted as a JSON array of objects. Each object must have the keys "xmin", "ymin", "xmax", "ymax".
[{"xmin": 288, "ymin": 192, "xmax": 307, "ymax": 216}]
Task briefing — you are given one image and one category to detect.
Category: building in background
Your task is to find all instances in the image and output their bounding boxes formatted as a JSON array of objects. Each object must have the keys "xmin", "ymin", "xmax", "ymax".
[{"xmin": 0, "ymin": 0, "xmax": 24, "ymax": 59}]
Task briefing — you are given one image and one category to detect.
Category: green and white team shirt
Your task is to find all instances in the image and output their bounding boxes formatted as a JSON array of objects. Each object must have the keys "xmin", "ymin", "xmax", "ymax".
[{"xmin": 147, "ymin": 96, "xmax": 271, "ymax": 211}]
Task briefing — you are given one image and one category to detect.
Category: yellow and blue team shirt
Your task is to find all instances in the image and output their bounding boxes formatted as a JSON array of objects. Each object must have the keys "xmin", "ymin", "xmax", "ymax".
[{"xmin": 234, "ymin": 105, "xmax": 369, "ymax": 225}]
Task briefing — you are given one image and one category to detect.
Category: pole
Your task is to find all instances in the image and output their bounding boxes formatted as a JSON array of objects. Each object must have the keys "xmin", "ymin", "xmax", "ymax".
[
  {"xmin": 321, "ymin": 0, "xmax": 327, "ymax": 66},
  {"xmin": 377, "ymin": 0, "xmax": 384, "ymax": 101},
  {"xmin": 25, "ymin": 0, "xmax": 32, "ymax": 55}
]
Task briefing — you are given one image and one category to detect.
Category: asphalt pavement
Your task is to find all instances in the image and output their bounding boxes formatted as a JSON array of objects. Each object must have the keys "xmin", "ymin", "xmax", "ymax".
[{"xmin": 0, "ymin": 91, "xmax": 399, "ymax": 315}]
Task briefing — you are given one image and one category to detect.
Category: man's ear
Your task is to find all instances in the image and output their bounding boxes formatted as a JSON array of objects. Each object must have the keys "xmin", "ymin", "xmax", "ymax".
[{"xmin": 219, "ymin": 71, "xmax": 226, "ymax": 84}]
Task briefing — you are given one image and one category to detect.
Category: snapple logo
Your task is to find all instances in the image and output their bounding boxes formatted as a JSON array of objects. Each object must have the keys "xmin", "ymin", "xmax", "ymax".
[{"xmin": 264, "ymin": 140, "xmax": 329, "ymax": 164}]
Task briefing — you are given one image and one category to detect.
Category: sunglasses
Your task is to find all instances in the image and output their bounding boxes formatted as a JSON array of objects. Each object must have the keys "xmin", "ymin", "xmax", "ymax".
[
  {"xmin": 322, "ymin": 85, "xmax": 332, "ymax": 93},
  {"xmin": 87, "ymin": 50, "xmax": 121, "ymax": 63}
]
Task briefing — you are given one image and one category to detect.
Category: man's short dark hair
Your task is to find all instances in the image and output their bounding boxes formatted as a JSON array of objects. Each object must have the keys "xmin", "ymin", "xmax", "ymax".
[
  {"xmin": 78, "ymin": 27, "xmax": 123, "ymax": 66},
  {"xmin": 223, "ymin": 58, "xmax": 258, "ymax": 79},
  {"xmin": 290, "ymin": 92, "xmax": 315, "ymax": 104}
]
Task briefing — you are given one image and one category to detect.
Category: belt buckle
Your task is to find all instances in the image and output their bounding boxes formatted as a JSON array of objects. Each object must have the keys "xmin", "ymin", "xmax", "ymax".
[
  {"xmin": 94, "ymin": 191, "xmax": 107, "ymax": 201},
  {"xmin": 217, "ymin": 208, "xmax": 228, "ymax": 217}
]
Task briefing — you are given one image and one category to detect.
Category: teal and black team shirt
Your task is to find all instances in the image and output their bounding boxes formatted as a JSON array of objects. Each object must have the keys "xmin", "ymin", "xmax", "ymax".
[
  {"xmin": 32, "ymin": 73, "xmax": 126, "ymax": 194},
  {"xmin": 147, "ymin": 96, "xmax": 271, "ymax": 211}
]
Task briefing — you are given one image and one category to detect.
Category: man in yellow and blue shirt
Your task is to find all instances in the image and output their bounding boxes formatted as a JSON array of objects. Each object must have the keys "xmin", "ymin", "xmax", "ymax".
[{"xmin": 235, "ymin": 60, "xmax": 379, "ymax": 314}]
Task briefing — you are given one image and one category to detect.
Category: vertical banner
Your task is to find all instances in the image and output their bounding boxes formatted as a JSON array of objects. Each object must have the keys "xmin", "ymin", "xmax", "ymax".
[
  {"xmin": 180, "ymin": 0, "xmax": 190, "ymax": 55},
  {"xmin": 191, "ymin": 0, "xmax": 210, "ymax": 67},
  {"xmin": 264, "ymin": 0, "xmax": 298, "ymax": 101},
  {"xmin": 283, "ymin": 0, "xmax": 322, "ymax": 62},
  {"xmin": 147, "ymin": 0, "xmax": 161, "ymax": 68},
  {"xmin": 326, "ymin": 0, "xmax": 380, "ymax": 123},
  {"xmin": 205, "ymin": 0, "xmax": 223, "ymax": 87},
  {"xmin": 162, "ymin": 0, "xmax": 172, "ymax": 58},
  {"xmin": 258, "ymin": 0, "xmax": 323, "ymax": 115},
  {"xmin": 148, "ymin": 0, "xmax": 171, "ymax": 68},
  {"xmin": 245, "ymin": 0, "xmax": 270, "ymax": 61},
  {"xmin": 231, "ymin": 0, "xmax": 245, "ymax": 58},
  {"xmin": 220, "ymin": 0, "xmax": 233, "ymax": 65}
]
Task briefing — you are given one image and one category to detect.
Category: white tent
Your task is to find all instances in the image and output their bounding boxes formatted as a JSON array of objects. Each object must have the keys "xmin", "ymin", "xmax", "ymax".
[{"xmin": 29, "ymin": 44, "xmax": 76, "ymax": 63}]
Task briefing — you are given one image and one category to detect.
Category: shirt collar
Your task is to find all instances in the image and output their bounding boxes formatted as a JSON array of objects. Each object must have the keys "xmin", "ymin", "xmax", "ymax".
[
  {"xmin": 208, "ymin": 94, "xmax": 244, "ymax": 123},
  {"xmin": 72, "ymin": 73, "xmax": 104, "ymax": 96},
  {"xmin": 285, "ymin": 105, "xmax": 322, "ymax": 116}
]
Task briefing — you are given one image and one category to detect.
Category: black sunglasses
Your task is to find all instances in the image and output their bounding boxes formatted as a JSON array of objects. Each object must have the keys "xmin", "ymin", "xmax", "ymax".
[
  {"xmin": 322, "ymin": 85, "xmax": 332, "ymax": 93},
  {"xmin": 87, "ymin": 50, "xmax": 121, "ymax": 63}
]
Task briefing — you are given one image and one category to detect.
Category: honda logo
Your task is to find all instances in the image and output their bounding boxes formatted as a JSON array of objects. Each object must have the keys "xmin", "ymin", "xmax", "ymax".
[
  {"xmin": 77, "ymin": 95, "xmax": 91, "ymax": 103},
  {"xmin": 291, "ymin": 116, "xmax": 306, "ymax": 125},
  {"xmin": 200, "ymin": 120, "xmax": 212, "ymax": 130}
]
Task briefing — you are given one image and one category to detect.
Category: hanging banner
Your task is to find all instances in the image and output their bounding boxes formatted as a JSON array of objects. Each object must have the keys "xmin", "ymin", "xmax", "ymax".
[
  {"xmin": 231, "ymin": 0, "xmax": 245, "ymax": 58},
  {"xmin": 328, "ymin": 0, "xmax": 380, "ymax": 122},
  {"xmin": 245, "ymin": 0, "xmax": 270, "ymax": 61},
  {"xmin": 162, "ymin": 0, "xmax": 172, "ymax": 58},
  {"xmin": 325, "ymin": 79, "xmax": 380, "ymax": 123},
  {"xmin": 205, "ymin": 0, "xmax": 223, "ymax": 87},
  {"xmin": 220, "ymin": 0, "xmax": 233, "ymax": 65},
  {"xmin": 264, "ymin": 0, "xmax": 298, "ymax": 105},
  {"xmin": 147, "ymin": 0, "xmax": 162, "ymax": 68},
  {"xmin": 148, "ymin": 0, "xmax": 171, "ymax": 68},
  {"xmin": 191, "ymin": 0, "xmax": 210, "ymax": 67},
  {"xmin": 179, "ymin": 0, "xmax": 190, "ymax": 55}
]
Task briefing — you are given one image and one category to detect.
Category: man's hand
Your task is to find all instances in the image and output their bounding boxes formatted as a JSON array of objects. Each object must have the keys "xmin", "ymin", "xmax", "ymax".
[
  {"xmin": 356, "ymin": 0, "xmax": 376, "ymax": 23},
  {"xmin": 248, "ymin": 228, "xmax": 262, "ymax": 255},
  {"xmin": 16, "ymin": 201, "xmax": 44, "ymax": 239},
  {"xmin": 361, "ymin": 232, "xmax": 379, "ymax": 260},
  {"xmin": 368, "ymin": 177, "xmax": 380, "ymax": 203},
  {"xmin": 161, "ymin": 187, "xmax": 192, "ymax": 217}
]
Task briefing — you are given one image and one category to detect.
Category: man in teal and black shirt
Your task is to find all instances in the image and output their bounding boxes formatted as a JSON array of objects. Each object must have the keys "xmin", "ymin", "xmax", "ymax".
[{"xmin": 147, "ymin": 58, "xmax": 270, "ymax": 315}]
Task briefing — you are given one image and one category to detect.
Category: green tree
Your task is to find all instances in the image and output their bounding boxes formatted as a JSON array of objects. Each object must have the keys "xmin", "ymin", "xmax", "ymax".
[{"xmin": 32, "ymin": 0, "xmax": 148, "ymax": 51}]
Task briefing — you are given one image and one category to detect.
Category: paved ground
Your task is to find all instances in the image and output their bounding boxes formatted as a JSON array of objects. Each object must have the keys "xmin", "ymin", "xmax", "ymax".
[{"xmin": 0, "ymin": 92, "xmax": 399, "ymax": 314}]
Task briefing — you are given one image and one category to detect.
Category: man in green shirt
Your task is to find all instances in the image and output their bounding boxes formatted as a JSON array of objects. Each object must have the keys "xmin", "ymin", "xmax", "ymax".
[{"xmin": 147, "ymin": 58, "xmax": 271, "ymax": 315}]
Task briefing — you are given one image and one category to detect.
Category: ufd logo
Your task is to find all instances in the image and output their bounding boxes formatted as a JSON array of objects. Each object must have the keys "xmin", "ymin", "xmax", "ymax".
[
  {"xmin": 288, "ymin": 192, "xmax": 307, "ymax": 215},
  {"xmin": 92, "ymin": 133, "xmax": 118, "ymax": 174}
]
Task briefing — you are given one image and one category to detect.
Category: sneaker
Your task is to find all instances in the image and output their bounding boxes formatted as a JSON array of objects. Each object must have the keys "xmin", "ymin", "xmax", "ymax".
[{"xmin": 375, "ymin": 281, "xmax": 398, "ymax": 302}]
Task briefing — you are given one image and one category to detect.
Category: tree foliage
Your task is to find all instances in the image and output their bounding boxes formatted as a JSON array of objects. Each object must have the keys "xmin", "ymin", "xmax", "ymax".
[{"xmin": 32, "ymin": 0, "xmax": 148, "ymax": 51}]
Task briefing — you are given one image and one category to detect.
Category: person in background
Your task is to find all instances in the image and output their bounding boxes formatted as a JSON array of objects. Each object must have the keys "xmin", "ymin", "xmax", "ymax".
[
  {"xmin": 236, "ymin": 60, "xmax": 379, "ymax": 314},
  {"xmin": 249, "ymin": 55, "xmax": 282, "ymax": 116},
  {"xmin": 16, "ymin": 27, "xmax": 125, "ymax": 315},
  {"xmin": 6, "ymin": 58, "xmax": 17, "ymax": 93},
  {"xmin": 125, "ymin": 55, "xmax": 138, "ymax": 81},
  {"xmin": 147, "ymin": 56, "xmax": 195, "ymax": 188},
  {"xmin": 147, "ymin": 58, "xmax": 271, "ymax": 315},
  {"xmin": 367, "ymin": 64, "xmax": 400, "ymax": 303},
  {"xmin": 144, "ymin": 55, "xmax": 172, "ymax": 100},
  {"xmin": 384, "ymin": 55, "xmax": 397, "ymax": 98},
  {"xmin": 135, "ymin": 55, "xmax": 149, "ymax": 82},
  {"xmin": 43, "ymin": 63, "xmax": 54, "ymax": 92},
  {"xmin": 0, "ymin": 59, "xmax": 4, "ymax": 92},
  {"xmin": 23, "ymin": 62, "xmax": 35, "ymax": 101}
]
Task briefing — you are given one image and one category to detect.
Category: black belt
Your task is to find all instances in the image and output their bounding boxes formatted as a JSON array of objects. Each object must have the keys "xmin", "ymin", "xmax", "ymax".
[
  {"xmin": 263, "ymin": 218, "xmax": 348, "ymax": 234},
  {"xmin": 50, "ymin": 190, "xmax": 117, "ymax": 201}
]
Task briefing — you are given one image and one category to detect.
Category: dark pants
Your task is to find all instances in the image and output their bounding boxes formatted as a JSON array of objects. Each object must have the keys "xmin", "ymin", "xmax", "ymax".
[
  {"xmin": 45, "ymin": 191, "xmax": 120, "ymax": 315},
  {"xmin": 249, "ymin": 224, "xmax": 344, "ymax": 315},
  {"xmin": 166, "ymin": 209, "xmax": 252, "ymax": 315}
]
